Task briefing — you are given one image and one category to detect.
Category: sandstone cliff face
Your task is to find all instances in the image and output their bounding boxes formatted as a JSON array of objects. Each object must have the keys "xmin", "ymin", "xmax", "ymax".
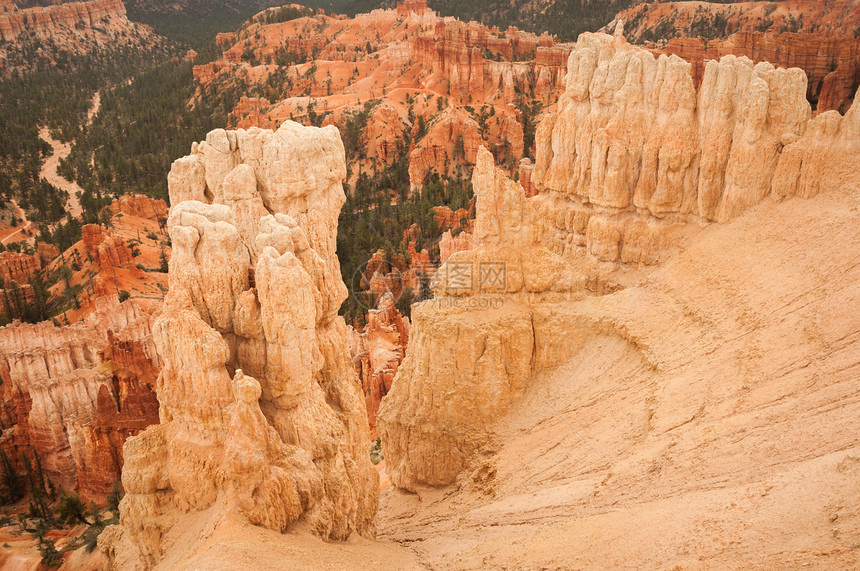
[
  {"xmin": 350, "ymin": 293, "xmax": 409, "ymax": 437},
  {"xmin": 531, "ymin": 30, "xmax": 859, "ymax": 265},
  {"xmin": 110, "ymin": 195, "xmax": 167, "ymax": 221},
  {"xmin": 102, "ymin": 123, "xmax": 378, "ymax": 569},
  {"xmin": 195, "ymin": 3, "xmax": 569, "ymax": 195},
  {"xmin": 413, "ymin": 18, "xmax": 567, "ymax": 105},
  {"xmin": 378, "ymin": 147, "xmax": 584, "ymax": 490},
  {"xmin": 0, "ymin": 0, "xmax": 127, "ymax": 42},
  {"xmin": 0, "ymin": 297, "xmax": 159, "ymax": 502},
  {"xmin": 378, "ymin": 32, "xmax": 860, "ymax": 490},
  {"xmin": 661, "ymin": 32, "xmax": 860, "ymax": 115},
  {"xmin": 0, "ymin": 0, "xmax": 162, "ymax": 76},
  {"xmin": 82, "ymin": 224, "xmax": 144, "ymax": 279},
  {"xmin": 0, "ymin": 251, "xmax": 40, "ymax": 286}
]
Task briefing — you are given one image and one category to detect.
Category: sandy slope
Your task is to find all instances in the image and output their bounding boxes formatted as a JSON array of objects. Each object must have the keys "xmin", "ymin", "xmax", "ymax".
[{"xmin": 377, "ymin": 179, "xmax": 860, "ymax": 568}]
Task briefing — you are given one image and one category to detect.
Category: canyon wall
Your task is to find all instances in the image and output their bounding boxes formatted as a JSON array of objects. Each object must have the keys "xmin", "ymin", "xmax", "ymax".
[
  {"xmin": 0, "ymin": 0, "xmax": 128, "ymax": 42},
  {"xmin": 378, "ymin": 29, "xmax": 860, "ymax": 490},
  {"xmin": 0, "ymin": 296, "xmax": 159, "ymax": 502},
  {"xmin": 414, "ymin": 18, "xmax": 568, "ymax": 105},
  {"xmin": 0, "ymin": 0, "xmax": 163, "ymax": 76},
  {"xmin": 377, "ymin": 146, "xmax": 586, "ymax": 490},
  {"xmin": 661, "ymin": 32, "xmax": 860, "ymax": 114},
  {"xmin": 101, "ymin": 123, "xmax": 378, "ymax": 569},
  {"xmin": 531, "ymin": 29, "xmax": 859, "ymax": 265}
]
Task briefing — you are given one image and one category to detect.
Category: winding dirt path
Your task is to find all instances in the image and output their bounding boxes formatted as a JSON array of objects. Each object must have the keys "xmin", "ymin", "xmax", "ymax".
[
  {"xmin": 38, "ymin": 90, "xmax": 101, "ymax": 219},
  {"xmin": 0, "ymin": 199, "xmax": 33, "ymax": 245}
]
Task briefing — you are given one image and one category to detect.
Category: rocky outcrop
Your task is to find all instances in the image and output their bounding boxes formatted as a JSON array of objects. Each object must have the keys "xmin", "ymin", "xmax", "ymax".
[
  {"xmin": 0, "ymin": 251, "xmax": 39, "ymax": 286},
  {"xmin": 379, "ymin": 31, "xmax": 860, "ymax": 491},
  {"xmin": 110, "ymin": 194, "xmax": 167, "ymax": 221},
  {"xmin": 414, "ymin": 18, "xmax": 568, "ymax": 105},
  {"xmin": 408, "ymin": 109, "xmax": 483, "ymax": 188},
  {"xmin": 101, "ymin": 123, "xmax": 378, "ymax": 569},
  {"xmin": 0, "ymin": 296, "xmax": 159, "ymax": 502},
  {"xmin": 661, "ymin": 32, "xmax": 860, "ymax": 114},
  {"xmin": 350, "ymin": 293, "xmax": 409, "ymax": 436},
  {"xmin": 196, "ymin": 5, "xmax": 570, "ymax": 193},
  {"xmin": 438, "ymin": 229, "xmax": 473, "ymax": 263},
  {"xmin": 36, "ymin": 241, "xmax": 59, "ymax": 266},
  {"xmin": 0, "ymin": 0, "xmax": 127, "ymax": 42},
  {"xmin": 531, "ymin": 30, "xmax": 860, "ymax": 265},
  {"xmin": 82, "ymin": 224, "xmax": 143, "ymax": 276},
  {"xmin": 378, "ymin": 147, "xmax": 584, "ymax": 490},
  {"xmin": 396, "ymin": 0, "xmax": 428, "ymax": 17},
  {"xmin": 0, "ymin": 0, "xmax": 165, "ymax": 76},
  {"xmin": 618, "ymin": 0, "xmax": 860, "ymax": 41}
]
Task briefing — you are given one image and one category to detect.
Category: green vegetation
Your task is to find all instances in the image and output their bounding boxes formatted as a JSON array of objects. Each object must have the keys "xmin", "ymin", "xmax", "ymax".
[
  {"xmin": 337, "ymin": 140, "xmax": 473, "ymax": 324},
  {"xmin": 0, "ymin": 454, "xmax": 122, "ymax": 562},
  {"xmin": 63, "ymin": 46, "xmax": 238, "ymax": 218},
  {"xmin": 0, "ymin": 41, "xmax": 176, "ymax": 224}
]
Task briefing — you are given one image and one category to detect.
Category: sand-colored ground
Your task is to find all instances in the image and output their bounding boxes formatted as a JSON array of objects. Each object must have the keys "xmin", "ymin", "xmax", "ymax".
[{"xmin": 375, "ymin": 175, "xmax": 860, "ymax": 568}]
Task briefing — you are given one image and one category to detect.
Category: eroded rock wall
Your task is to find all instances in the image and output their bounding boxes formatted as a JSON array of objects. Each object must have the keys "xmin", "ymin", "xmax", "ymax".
[
  {"xmin": 532, "ymin": 30, "xmax": 860, "ymax": 265},
  {"xmin": 379, "ymin": 32, "xmax": 860, "ymax": 490},
  {"xmin": 102, "ymin": 122, "xmax": 377, "ymax": 569},
  {"xmin": 0, "ymin": 297, "xmax": 159, "ymax": 501}
]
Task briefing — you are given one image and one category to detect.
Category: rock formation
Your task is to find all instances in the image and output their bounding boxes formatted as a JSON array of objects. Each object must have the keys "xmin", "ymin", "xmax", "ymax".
[
  {"xmin": 83, "ymin": 224, "xmax": 144, "ymax": 277},
  {"xmin": 110, "ymin": 195, "xmax": 168, "ymax": 221},
  {"xmin": 378, "ymin": 147, "xmax": 584, "ymax": 490},
  {"xmin": 378, "ymin": 30, "xmax": 860, "ymax": 490},
  {"xmin": 531, "ymin": 30, "xmax": 859, "ymax": 265},
  {"xmin": 660, "ymin": 33, "xmax": 860, "ymax": 115},
  {"xmin": 194, "ymin": 2, "xmax": 570, "ymax": 192},
  {"xmin": 414, "ymin": 18, "xmax": 568, "ymax": 105},
  {"xmin": 350, "ymin": 293, "xmax": 409, "ymax": 437},
  {"xmin": 0, "ymin": 0, "xmax": 163, "ymax": 76},
  {"xmin": 0, "ymin": 250, "xmax": 40, "ymax": 286},
  {"xmin": 101, "ymin": 122, "xmax": 378, "ymax": 569},
  {"xmin": 0, "ymin": 296, "xmax": 159, "ymax": 502},
  {"xmin": 0, "ymin": 0, "xmax": 127, "ymax": 42}
]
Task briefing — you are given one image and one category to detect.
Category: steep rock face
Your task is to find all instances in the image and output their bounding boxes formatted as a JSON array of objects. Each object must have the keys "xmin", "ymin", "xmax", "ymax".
[
  {"xmin": 413, "ymin": 18, "xmax": 567, "ymax": 105},
  {"xmin": 350, "ymin": 293, "xmax": 409, "ymax": 437},
  {"xmin": 661, "ymin": 33, "xmax": 860, "ymax": 115},
  {"xmin": 0, "ymin": 297, "xmax": 159, "ymax": 501},
  {"xmin": 110, "ymin": 195, "xmax": 167, "ymax": 221},
  {"xmin": 0, "ymin": 0, "xmax": 128, "ymax": 42},
  {"xmin": 439, "ymin": 229, "xmax": 473, "ymax": 263},
  {"xmin": 102, "ymin": 123, "xmax": 377, "ymax": 569},
  {"xmin": 36, "ymin": 241, "xmax": 59, "ymax": 266},
  {"xmin": 0, "ymin": 0, "xmax": 163, "ymax": 76},
  {"xmin": 378, "ymin": 147, "xmax": 584, "ymax": 490},
  {"xmin": 82, "ymin": 224, "xmax": 143, "ymax": 276},
  {"xmin": 531, "ymin": 31, "xmax": 860, "ymax": 265},
  {"xmin": 0, "ymin": 251, "xmax": 40, "ymax": 285},
  {"xmin": 379, "ymin": 32, "xmax": 860, "ymax": 488}
]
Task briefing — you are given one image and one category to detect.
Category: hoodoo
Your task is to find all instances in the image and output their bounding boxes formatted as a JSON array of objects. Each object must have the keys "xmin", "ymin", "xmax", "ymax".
[{"xmin": 99, "ymin": 123, "xmax": 378, "ymax": 569}]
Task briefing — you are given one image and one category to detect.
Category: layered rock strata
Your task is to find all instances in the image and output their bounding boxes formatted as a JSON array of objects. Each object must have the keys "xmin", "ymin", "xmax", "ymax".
[
  {"xmin": 661, "ymin": 32, "xmax": 860, "ymax": 115},
  {"xmin": 379, "ymin": 31, "xmax": 860, "ymax": 490},
  {"xmin": 101, "ymin": 123, "xmax": 378, "ymax": 569},
  {"xmin": 0, "ymin": 296, "xmax": 159, "ymax": 501},
  {"xmin": 532, "ymin": 30, "xmax": 860, "ymax": 265}
]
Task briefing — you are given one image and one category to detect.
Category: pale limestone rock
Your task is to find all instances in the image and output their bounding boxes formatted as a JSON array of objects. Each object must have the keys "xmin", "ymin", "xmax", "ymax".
[
  {"xmin": 529, "ymin": 32, "xmax": 858, "ymax": 267},
  {"xmin": 772, "ymin": 91, "xmax": 860, "ymax": 200},
  {"xmin": 380, "ymin": 51, "xmax": 859, "ymax": 490},
  {"xmin": 378, "ymin": 148, "xmax": 585, "ymax": 491},
  {"xmin": 101, "ymin": 122, "xmax": 377, "ymax": 569}
]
